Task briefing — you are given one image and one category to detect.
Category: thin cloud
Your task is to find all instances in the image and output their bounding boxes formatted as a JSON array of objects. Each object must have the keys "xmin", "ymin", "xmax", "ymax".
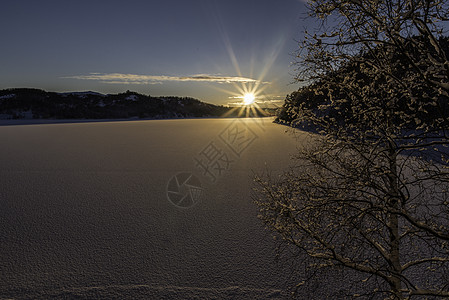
[
  {"xmin": 227, "ymin": 95, "xmax": 285, "ymax": 106},
  {"xmin": 228, "ymin": 95, "xmax": 285, "ymax": 101},
  {"xmin": 226, "ymin": 99, "xmax": 284, "ymax": 107},
  {"xmin": 100, "ymin": 80, "xmax": 164, "ymax": 85},
  {"xmin": 64, "ymin": 73, "xmax": 264, "ymax": 84}
]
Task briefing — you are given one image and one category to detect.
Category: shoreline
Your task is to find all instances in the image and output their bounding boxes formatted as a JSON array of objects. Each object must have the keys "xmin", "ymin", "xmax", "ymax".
[{"xmin": 0, "ymin": 116, "xmax": 274, "ymax": 126}]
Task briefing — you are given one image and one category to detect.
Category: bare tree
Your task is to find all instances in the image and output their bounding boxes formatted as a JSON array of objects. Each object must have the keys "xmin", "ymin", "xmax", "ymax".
[{"xmin": 254, "ymin": 1, "xmax": 449, "ymax": 298}]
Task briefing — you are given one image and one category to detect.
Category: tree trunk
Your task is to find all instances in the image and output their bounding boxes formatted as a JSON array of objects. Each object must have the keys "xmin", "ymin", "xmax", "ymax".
[{"xmin": 387, "ymin": 140, "xmax": 403, "ymax": 299}]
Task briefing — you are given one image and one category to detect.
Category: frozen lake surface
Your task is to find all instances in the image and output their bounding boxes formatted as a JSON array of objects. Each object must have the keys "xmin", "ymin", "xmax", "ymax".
[{"xmin": 0, "ymin": 118, "xmax": 304, "ymax": 299}]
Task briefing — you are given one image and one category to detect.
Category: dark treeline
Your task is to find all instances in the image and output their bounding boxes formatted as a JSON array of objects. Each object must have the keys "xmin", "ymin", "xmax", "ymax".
[
  {"xmin": 276, "ymin": 36, "xmax": 449, "ymax": 130},
  {"xmin": 0, "ymin": 89, "xmax": 243, "ymax": 119}
]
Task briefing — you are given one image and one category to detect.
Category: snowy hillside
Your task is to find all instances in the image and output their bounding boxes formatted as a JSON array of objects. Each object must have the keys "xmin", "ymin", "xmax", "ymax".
[{"xmin": 0, "ymin": 89, "xmax": 238, "ymax": 120}]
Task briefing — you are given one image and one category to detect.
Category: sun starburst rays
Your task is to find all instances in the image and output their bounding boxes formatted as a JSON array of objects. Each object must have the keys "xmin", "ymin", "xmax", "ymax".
[
  {"xmin": 243, "ymin": 93, "xmax": 255, "ymax": 105},
  {"xmin": 207, "ymin": 16, "xmax": 287, "ymax": 118}
]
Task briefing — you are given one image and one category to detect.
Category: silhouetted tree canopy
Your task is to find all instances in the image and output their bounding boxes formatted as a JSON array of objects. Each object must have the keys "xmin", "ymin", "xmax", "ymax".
[{"xmin": 256, "ymin": 1, "xmax": 449, "ymax": 298}]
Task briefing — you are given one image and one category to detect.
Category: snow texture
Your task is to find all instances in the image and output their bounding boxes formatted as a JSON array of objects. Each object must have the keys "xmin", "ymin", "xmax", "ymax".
[
  {"xmin": 58, "ymin": 91, "xmax": 105, "ymax": 98},
  {"xmin": 0, "ymin": 118, "xmax": 302, "ymax": 299},
  {"xmin": 125, "ymin": 95, "xmax": 138, "ymax": 101},
  {"xmin": 0, "ymin": 94, "xmax": 15, "ymax": 100}
]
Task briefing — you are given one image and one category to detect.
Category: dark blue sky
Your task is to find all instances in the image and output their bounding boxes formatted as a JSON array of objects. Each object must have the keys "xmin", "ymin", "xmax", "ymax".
[{"xmin": 1, "ymin": 0, "xmax": 311, "ymax": 105}]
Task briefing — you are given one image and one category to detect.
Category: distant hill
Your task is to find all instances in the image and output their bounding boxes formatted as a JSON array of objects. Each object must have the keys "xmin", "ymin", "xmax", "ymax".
[{"xmin": 0, "ymin": 88, "xmax": 244, "ymax": 120}]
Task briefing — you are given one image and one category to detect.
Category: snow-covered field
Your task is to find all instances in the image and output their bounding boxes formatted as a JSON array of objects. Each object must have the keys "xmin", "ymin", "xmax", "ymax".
[{"xmin": 0, "ymin": 118, "xmax": 303, "ymax": 299}]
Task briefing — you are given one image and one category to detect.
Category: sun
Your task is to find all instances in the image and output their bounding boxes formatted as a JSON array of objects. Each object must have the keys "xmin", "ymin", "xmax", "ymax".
[{"xmin": 243, "ymin": 93, "xmax": 255, "ymax": 105}]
